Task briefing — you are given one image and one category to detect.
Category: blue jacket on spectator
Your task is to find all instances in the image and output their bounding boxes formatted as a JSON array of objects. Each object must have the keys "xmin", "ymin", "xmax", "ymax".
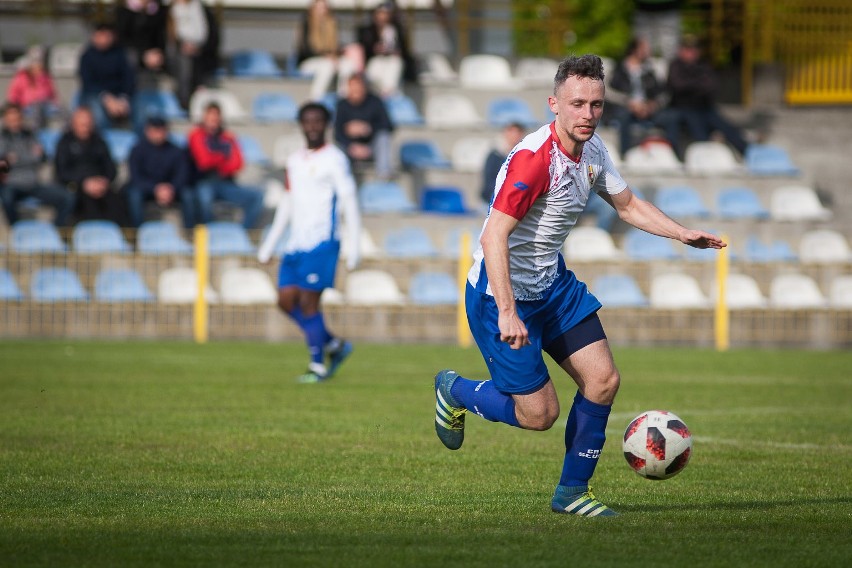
[
  {"xmin": 128, "ymin": 137, "xmax": 189, "ymax": 194},
  {"xmin": 79, "ymin": 43, "xmax": 136, "ymax": 99}
]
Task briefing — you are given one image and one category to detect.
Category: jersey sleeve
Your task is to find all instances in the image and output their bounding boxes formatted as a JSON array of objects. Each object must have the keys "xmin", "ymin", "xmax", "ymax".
[
  {"xmin": 593, "ymin": 145, "xmax": 628, "ymax": 196},
  {"xmin": 490, "ymin": 149, "xmax": 549, "ymax": 220}
]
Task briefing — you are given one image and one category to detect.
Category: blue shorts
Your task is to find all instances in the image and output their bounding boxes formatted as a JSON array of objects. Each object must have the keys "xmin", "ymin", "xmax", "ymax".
[
  {"xmin": 278, "ymin": 240, "xmax": 340, "ymax": 291},
  {"xmin": 466, "ymin": 259, "xmax": 603, "ymax": 395}
]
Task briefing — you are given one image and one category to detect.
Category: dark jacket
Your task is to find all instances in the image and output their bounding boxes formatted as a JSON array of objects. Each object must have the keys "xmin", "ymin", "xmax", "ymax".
[
  {"xmin": 334, "ymin": 94, "xmax": 394, "ymax": 147},
  {"xmin": 480, "ymin": 149, "xmax": 504, "ymax": 205},
  {"xmin": 0, "ymin": 127, "xmax": 44, "ymax": 187},
  {"xmin": 115, "ymin": 1, "xmax": 167, "ymax": 67},
  {"xmin": 609, "ymin": 60, "xmax": 666, "ymax": 108},
  {"xmin": 667, "ymin": 58, "xmax": 718, "ymax": 109},
  {"xmin": 357, "ymin": 22, "xmax": 417, "ymax": 82},
  {"xmin": 79, "ymin": 43, "xmax": 136, "ymax": 99},
  {"xmin": 54, "ymin": 131, "xmax": 117, "ymax": 189},
  {"xmin": 128, "ymin": 137, "xmax": 188, "ymax": 193}
]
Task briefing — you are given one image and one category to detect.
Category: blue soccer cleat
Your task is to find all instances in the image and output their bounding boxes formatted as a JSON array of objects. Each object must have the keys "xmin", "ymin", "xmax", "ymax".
[
  {"xmin": 326, "ymin": 339, "xmax": 353, "ymax": 378},
  {"xmin": 551, "ymin": 485, "xmax": 618, "ymax": 517},
  {"xmin": 434, "ymin": 369, "xmax": 466, "ymax": 450}
]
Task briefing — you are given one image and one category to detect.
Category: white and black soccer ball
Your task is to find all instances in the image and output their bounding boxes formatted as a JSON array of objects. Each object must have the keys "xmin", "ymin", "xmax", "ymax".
[{"xmin": 622, "ymin": 410, "xmax": 692, "ymax": 480}]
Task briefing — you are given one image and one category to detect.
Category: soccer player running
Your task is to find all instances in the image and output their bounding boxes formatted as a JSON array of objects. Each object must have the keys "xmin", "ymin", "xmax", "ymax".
[
  {"xmin": 258, "ymin": 103, "xmax": 361, "ymax": 383},
  {"xmin": 434, "ymin": 55, "xmax": 725, "ymax": 517}
]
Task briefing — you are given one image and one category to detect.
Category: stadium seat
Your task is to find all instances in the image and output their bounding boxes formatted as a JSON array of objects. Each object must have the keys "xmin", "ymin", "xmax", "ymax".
[
  {"xmin": 11, "ymin": 220, "xmax": 66, "ymax": 254},
  {"xmin": 684, "ymin": 141, "xmax": 740, "ymax": 176},
  {"xmin": 409, "ymin": 271, "xmax": 459, "ymax": 305},
  {"xmin": 103, "ymin": 129, "xmax": 137, "ymax": 162},
  {"xmin": 259, "ymin": 223, "xmax": 289, "ymax": 259},
  {"xmin": 0, "ymin": 269, "xmax": 24, "ymax": 301},
  {"xmin": 37, "ymin": 128, "xmax": 62, "ymax": 159},
  {"xmin": 320, "ymin": 288, "xmax": 345, "ymax": 306},
  {"xmin": 798, "ymin": 229, "xmax": 851, "ymax": 264},
  {"xmin": 383, "ymin": 227, "xmax": 438, "ymax": 258},
  {"xmin": 169, "ymin": 131, "xmax": 188, "ymax": 148},
  {"xmin": 745, "ymin": 144, "xmax": 800, "ymax": 176},
  {"xmin": 399, "ymin": 140, "xmax": 451, "ymax": 169},
  {"xmin": 442, "ymin": 226, "xmax": 481, "ymax": 258},
  {"xmin": 563, "ymin": 227, "xmax": 622, "ymax": 262},
  {"xmin": 450, "ymin": 136, "xmax": 494, "ymax": 173},
  {"xmin": 650, "ymin": 273, "xmax": 710, "ymax": 309},
  {"xmin": 133, "ymin": 90, "xmax": 187, "ymax": 124},
  {"xmin": 459, "ymin": 54, "xmax": 519, "ymax": 90},
  {"xmin": 716, "ymin": 187, "xmax": 769, "ymax": 220},
  {"xmin": 829, "ymin": 275, "xmax": 852, "ymax": 308},
  {"xmin": 219, "ymin": 267, "xmax": 277, "ymax": 305},
  {"xmin": 137, "ymin": 221, "xmax": 193, "ymax": 255},
  {"xmin": 48, "ymin": 42, "xmax": 84, "ymax": 77},
  {"xmin": 158, "ymin": 267, "xmax": 219, "ymax": 304},
  {"xmin": 514, "ymin": 57, "xmax": 559, "ymax": 87},
  {"xmin": 487, "ymin": 97, "xmax": 539, "ymax": 128},
  {"xmin": 318, "ymin": 92, "xmax": 338, "ymax": 116},
  {"xmin": 649, "ymin": 57, "xmax": 668, "ymax": 82},
  {"xmin": 592, "ymin": 274, "xmax": 648, "ymax": 308},
  {"xmin": 72, "ymin": 220, "xmax": 131, "ymax": 255},
  {"xmin": 654, "ymin": 186, "xmax": 710, "ymax": 218},
  {"xmin": 94, "ymin": 268, "xmax": 154, "ymax": 302},
  {"xmin": 769, "ymin": 274, "xmax": 827, "ymax": 309},
  {"xmin": 743, "ymin": 236, "xmax": 797, "ymax": 263},
  {"xmin": 344, "ymin": 270, "xmax": 405, "ymax": 305},
  {"xmin": 31, "ymin": 267, "xmax": 89, "ymax": 302},
  {"xmin": 358, "ymin": 181, "xmax": 416, "ymax": 214},
  {"xmin": 623, "ymin": 141, "xmax": 682, "ymax": 174},
  {"xmin": 341, "ymin": 226, "xmax": 382, "ymax": 261},
  {"xmin": 252, "ymin": 92, "xmax": 298, "ymax": 123},
  {"xmin": 206, "ymin": 221, "xmax": 255, "ymax": 256},
  {"xmin": 237, "ymin": 134, "xmax": 270, "ymax": 166},
  {"xmin": 231, "ymin": 49, "xmax": 283, "ymax": 77},
  {"xmin": 384, "ymin": 94, "xmax": 424, "ymax": 126},
  {"xmin": 189, "ymin": 89, "xmax": 248, "ymax": 123},
  {"xmin": 711, "ymin": 273, "xmax": 768, "ymax": 309},
  {"xmin": 425, "ymin": 93, "xmax": 483, "ymax": 129},
  {"xmin": 623, "ymin": 228, "xmax": 679, "ymax": 261},
  {"xmin": 419, "ymin": 53, "xmax": 458, "ymax": 85},
  {"xmin": 272, "ymin": 133, "xmax": 306, "ymax": 168},
  {"xmin": 686, "ymin": 241, "xmax": 722, "ymax": 262},
  {"xmin": 420, "ymin": 186, "xmax": 470, "ymax": 215},
  {"xmin": 770, "ymin": 185, "xmax": 832, "ymax": 222}
]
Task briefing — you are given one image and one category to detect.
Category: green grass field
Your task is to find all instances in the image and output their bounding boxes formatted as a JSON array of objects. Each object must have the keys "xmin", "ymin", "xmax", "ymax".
[{"xmin": 1, "ymin": 341, "xmax": 850, "ymax": 567}]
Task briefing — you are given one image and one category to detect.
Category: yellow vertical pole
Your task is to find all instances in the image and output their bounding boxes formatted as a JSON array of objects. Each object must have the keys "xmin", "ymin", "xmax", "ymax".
[
  {"xmin": 193, "ymin": 225, "xmax": 209, "ymax": 344},
  {"xmin": 457, "ymin": 231, "xmax": 473, "ymax": 348},
  {"xmin": 714, "ymin": 234, "xmax": 730, "ymax": 352}
]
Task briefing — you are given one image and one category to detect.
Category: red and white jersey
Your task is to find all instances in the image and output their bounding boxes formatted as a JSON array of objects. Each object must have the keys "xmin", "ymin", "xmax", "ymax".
[{"xmin": 468, "ymin": 123, "xmax": 627, "ymax": 301}]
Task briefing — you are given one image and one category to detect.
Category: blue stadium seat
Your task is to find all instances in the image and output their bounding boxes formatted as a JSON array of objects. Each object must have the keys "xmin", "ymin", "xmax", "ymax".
[
  {"xmin": 383, "ymin": 227, "xmax": 438, "ymax": 258},
  {"xmin": 30, "ymin": 267, "xmax": 89, "ymax": 302},
  {"xmin": 654, "ymin": 186, "xmax": 710, "ymax": 218},
  {"xmin": 137, "ymin": 221, "xmax": 193, "ymax": 255},
  {"xmin": 743, "ymin": 236, "xmax": 797, "ymax": 263},
  {"xmin": 409, "ymin": 271, "xmax": 459, "ymax": 305},
  {"xmin": 37, "ymin": 128, "xmax": 62, "ymax": 159},
  {"xmin": 487, "ymin": 97, "xmax": 539, "ymax": 128},
  {"xmin": 260, "ymin": 224, "xmax": 290, "ymax": 258},
  {"xmin": 94, "ymin": 268, "xmax": 154, "ymax": 302},
  {"xmin": 252, "ymin": 93, "xmax": 298, "ymax": 123},
  {"xmin": 0, "ymin": 268, "xmax": 24, "ymax": 301},
  {"xmin": 11, "ymin": 220, "xmax": 67, "ymax": 254},
  {"xmin": 231, "ymin": 49, "xmax": 283, "ymax": 77},
  {"xmin": 133, "ymin": 89, "xmax": 187, "ymax": 125},
  {"xmin": 745, "ymin": 144, "xmax": 800, "ymax": 176},
  {"xmin": 623, "ymin": 228, "xmax": 680, "ymax": 261},
  {"xmin": 359, "ymin": 181, "xmax": 416, "ymax": 214},
  {"xmin": 384, "ymin": 94, "xmax": 424, "ymax": 126},
  {"xmin": 716, "ymin": 187, "xmax": 769, "ymax": 220},
  {"xmin": 420, "ymin": 186, "xmax": 470, "ymax": 215},
  {"xmin": 592, "ymin": 274, "xmax": 648, "ymax": 307},
  {"xmin": 237, "ymin": 134, "xmax": 270, "ymax": 166},
  {"xmin": 72, "ymin": 220, "xmax": 131, "ymax": 254},
  {"xmin": 207, "ymin": 221, "xmax": 255, "ymax": 256},
  {"xmin": 399, "ymin": 140, "xmax": 451, "ymax": 169},
  {"xmin": 103, "ymin": 129, "xmax": 137, "ymax": 162},
  {"xmin": 319, "ymin": 92, "xmax": 338, "ymax": 117},
  {"xmin": 169, "ymin": 131, "xmax": 187, "ymax": 148}
]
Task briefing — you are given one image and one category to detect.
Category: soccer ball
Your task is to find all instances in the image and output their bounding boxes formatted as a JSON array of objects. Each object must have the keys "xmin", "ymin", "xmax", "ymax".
[{"xmin": 622, "ymin": 410, "xmax": 692, "ymax": 480}]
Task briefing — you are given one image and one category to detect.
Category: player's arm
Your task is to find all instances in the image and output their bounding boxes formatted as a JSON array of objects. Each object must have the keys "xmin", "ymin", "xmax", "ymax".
[
  {"xmin": 257, "ymin": 184, "xmax": 290, "ymax": 264},
  {"xmin": 331, "ymin": 154, "xmax": 361, "ymax": 270}
]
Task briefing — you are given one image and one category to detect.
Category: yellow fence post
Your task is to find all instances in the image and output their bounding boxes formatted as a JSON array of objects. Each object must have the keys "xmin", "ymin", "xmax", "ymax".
[
  {"xmin": 457, "ymin": 231, "xmax": 473, "ymax": 348},
  {"xmin": 715, "ymin": 234, "xmax": 730, "ymax": 352},
  {"xmin": 193, "ymin": 225, "xmax": 209, "ymax": 344}
]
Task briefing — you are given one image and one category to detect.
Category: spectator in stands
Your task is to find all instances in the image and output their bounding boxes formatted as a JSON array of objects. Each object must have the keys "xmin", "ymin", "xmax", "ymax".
[
  {"xmin": 481, "ymin": 122, "xmax": 525, "ymax": 205},
  {"xmin": 55, "ymin": 107, "xmax": 126, "ymax": 225},
  {"xmin": 608, "ymin": 37, "xmax": 673, "ymax": 158},
  {"xmin": 666, "ymin": 35, "xmax": 749, "ymax": 157},
  {"xmin": 115, "ymin": 0, "xmax": 167, "ymax": 89},
  {"xmin": 334, "ymin": 73, "xmax": 394, "ymax": 180},
  {"xmin": 633, "ymin": 0, "xmax": 684, "ymax": 60},
  {"xmin": 0, "ymin": 103, "xmax": 73, "ymax": 226},
  {"xmin": 187, "ymin": 102, "xmax": 263, "ymax": 229},
  {"xmin": 357, "ymin": 2, "xmax": 416, "ymax": 96},
  {"xmin": 167, "ymin": 0, "xmax": 220, "ymax": 110},
  {"xmin": 79, "ymin": 23, "xmax": 136, "ymax": 131},
  {"xmin": 5, "ymin": 45, "xmax": 59, "ymax": 129},
  {"xmin": 296, "ymin": 0, "xmax": 360, "ymax": 100},
  {"xmin": 126, "ymin": 116, "xmax": 193, "ymax": 228}
]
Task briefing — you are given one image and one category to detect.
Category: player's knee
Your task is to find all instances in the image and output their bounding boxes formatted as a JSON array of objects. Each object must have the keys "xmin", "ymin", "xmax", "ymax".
[
  {"xmin": 597, "ymin": 368, "xmax": 621, "ymax": 404},
  {"xmin": 519, "ymin": 404, "xmax": 560, "ymax": 431}
]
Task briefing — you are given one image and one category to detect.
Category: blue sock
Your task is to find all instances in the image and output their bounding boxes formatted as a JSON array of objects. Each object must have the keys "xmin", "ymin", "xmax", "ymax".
[
  {"xmin": 300, "ymin": 312, "xmax": 332, "ymax": 365},
  {"xmin": 450, "ymin": 377, "xmax": 520, "ymax": 427},
  {"xmin": 287, "ymin": 306, "xmax": 305, "ymax": 327},
  {"xmin": 559, "ymin": 391, "xmax": 611, "ymax": 488}
]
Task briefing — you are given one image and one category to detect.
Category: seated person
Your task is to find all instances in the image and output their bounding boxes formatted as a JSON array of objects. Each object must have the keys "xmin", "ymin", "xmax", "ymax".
[
  {"xmin": 187, "ymin": 102, "xmax": 263, "ymax": 229},
  {"xmin": 356, "ymin": 2, "xmax": 415, "ymax": 97},
  {"xmin": 481, "ymin": 122, "xmax": 525, "ymax": 205},
  {"xmin": 5, "ymin": 45, "xmax": 60, "ymax": 129},
  {"xmin": 0, "ymin": 103, "xmax": 74, "ymax": 226},
  {"xmin": 296, "ymin": 0, "xmax": 359, "ymax": 100},
  {"xmin": 126, "ymin": 116, "xmax": 194, "ymax": 228},
  {"xmin": 54, "ymin": 107, "xmax": 126, "ymax": 225},
  {"xmin": 79, "ymin": 23, "xmax": 136, "ymax": 130},
  {"xmin": 333, "ymin": 73, "xmax": 394, "ymax": 179}
]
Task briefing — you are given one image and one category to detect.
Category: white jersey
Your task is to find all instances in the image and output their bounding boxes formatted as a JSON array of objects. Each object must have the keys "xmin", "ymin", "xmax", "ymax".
[
  {"xmin": 258, "ymin": 144, "xmax": 360, "ymax": 264},
  {"xmin": 468, "ymin": 123, "xmax": 627, "ymax": 301}
]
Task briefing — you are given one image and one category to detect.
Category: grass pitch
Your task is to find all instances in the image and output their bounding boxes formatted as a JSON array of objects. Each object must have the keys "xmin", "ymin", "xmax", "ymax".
[{"xmin": 1, "ymin": 341, "xmax": 850, "ymax": 567}]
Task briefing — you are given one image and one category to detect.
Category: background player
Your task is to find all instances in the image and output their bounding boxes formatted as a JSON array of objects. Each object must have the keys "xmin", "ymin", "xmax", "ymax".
[
  {"xmin": 258, "ymin": 102, "xmax": 361, "ymax": 383},
  {"xmin": 434, "ymin": 55, "xmax": 725, "ymax": 517}
]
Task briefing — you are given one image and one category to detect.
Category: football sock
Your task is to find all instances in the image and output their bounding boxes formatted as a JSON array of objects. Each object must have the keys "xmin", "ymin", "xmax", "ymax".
[
  {"xmin": 287, "ymin": 305, "xmax": 305, "ymax": 326},
  {"xmin": 559, "ymin": 391, "xmax": 611, "ymax": 488},
  {"xmin": 450, "ymin": 377, "xmax": 520, "ymax": 427},
  {"xmin": 300, "ymin": 312, "xmax": 332, "ymax": 365}
]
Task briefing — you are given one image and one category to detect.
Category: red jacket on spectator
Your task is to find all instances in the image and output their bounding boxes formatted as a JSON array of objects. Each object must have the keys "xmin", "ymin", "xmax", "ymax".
[
  {"xmin": 6, "ymin": 68, "xmax": 58, "ymax": 108},
  {"xmin": 187, "ymin": 126, "xmax": 243, "ymax": 179}
]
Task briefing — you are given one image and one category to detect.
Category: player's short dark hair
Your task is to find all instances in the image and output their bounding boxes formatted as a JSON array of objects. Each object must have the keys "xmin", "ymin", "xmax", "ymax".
[
  {"xmin": 554, "ymin": 55, "xmax": 605, "ymax": 93},
  {"xmin": 204, "ymin": 102, "xmax": 222, "ymax": 114},
  {"xmin": 298, "ymin": 102, "xmax": 331, "ymax": 123}
]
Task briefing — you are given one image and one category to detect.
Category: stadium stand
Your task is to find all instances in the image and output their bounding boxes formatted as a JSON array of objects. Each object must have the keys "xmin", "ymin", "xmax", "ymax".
[
  {"xmin": 37, "ymin": 128, "xmax": 62, "ymax": 159},
  {"xmin": 798, "ymin": 229, "xmax": 851, "ymax": 264},
  {"xmin": 623, "ymin": 228, "xmax": 679, "ymax": 261},
  {"xmin": 48, "ymin": 42, "xmax": 83, "ymax": 77},
  {"xmin": 685, "ymin": 242, "xmax": 722, "ymax": 262},
  {"xmin": 716, "ymin": 187, "xmax": 769, "ymax": 220},
  {"xmin": 158, "ymin": 267, "xmax": 218, "ymax": 304},
  {"xmin": 420, "ymin": 186, "xmax": 470, "ymax": 215},
  {"xmin": 745, "ymin": 144, "xmax": 800, "ymax": 176},
  {"xmin": 459, "ymin": 54, "xmax": 519, "ymax": 90},
  {"xmin": 236, "ymin": 134, "xmax": 270, "ymax": 166},
  {"xmin": 104, "ymin": 129, "xmax": 138, "ymax": 162},
  {"xmin": 341, "ymin": 226, "xmax": 382, "ymax": 261},
  {"xmin": 383, "ymin": 226, "xmax": 438, "ymax": 258},
  {"xmin": 770, "ymin": 185, "xmax": 832, "ymax": 222},
  {"xmin": 384, "ymin": 94, "xmax": 425, "ymax": 126},
  {"xmin": 450, "ymin": 136, "xmax": 494, "ymax": 173},
  {"xmin": 650, "ymin": 273, "xmax": 710, "ymax": 309},
  {"xmin": 271, "ymin": 133, "xmax": 305, "ymax": 168},
  {"xmin": 31, "ymin": 267, "xmax": 89, "ymax": 303},
  {"xmin": 563, "ymin": 227, "xmax": 622, "ymax": 262},
  {"xmin": 424, "ymin": 93, "xmax": 483, "ymax": 129},
  {"xmin": 654, "ymin": 185, "xmax": 711, "ymax": 218},
  {"xmin": 219, "ymin": 267, "xmax": 277, "ymax": 305},
  {"xmin": 133, "ymin": 90, "xmax": 187, "ymax": 123},
  {"xmin": 769, "ymin": 273, "xmax": 827, "ymax": 309},
  {"xmin": 72, "ymin": 220, "xmax": 132, "ymax": 255},
  {"xmin": 11, "ymin": 220, "xmax": 67, "ymax": 254},
  {"xmin": 712, "ymin": 273, "xmax": 768, "ymax": 309},
  {"xmin": 0, "ymin": 269, "xmax": 24, "ymax": 301},
  {"xmin": 419, "ymin": 53, "xmax": 458, "ymax": 85},
  {"xmin": 743, "ymin": 236, "xmax": 798, "ymax": 263},
  {"xmin": 231, "ymin": 49, "xmax": 283, "ymax": 78},
  {"xmin": 487, "ymin": 97, "xmax": 539, "ymax": 128},
  {"xmin": 251, "ymin": 92, "xmax": 298, "ymax": 123},
  {"xmin": 399, "ymin": 140, "xmax": 451, "ymax": 169},
  {"xmin": 592, "ymin": 274, "xmax": 648, "ymax": 308},
  {"xmin": 408, "ymin": 271, "xmax": 459, "ymax": 305},
  {"xmin": 189, "ymin": 89, "xmax": 248, "ymax": 123},
  {"xmin": 623, "ymin": 141, "xmax": 681, "ymax": 174},
  {"xmin": 359, "ymin": 181, "xmax": 416, "ymax": 214},
  {"xmin": 137, "ymin": 221, "xmax": 193, "ymax": 255},
  {"xmin": 344, "ymin": 270, "xmax": 405, "ymax": 305},
  {"xmin": 684, "ymin": 141, "xmax": 741, "ymax": 176},
  {"xmin": 829, "ymin": 275, "xmax": 852, "ymax": 308},
  {"xmin": 94, "ymin": 269, "xmax": 155, "ymax": 303},
  {"xmin": 514, "ymin": 57, "xmax": 560, "ymax": 87},
  {"xmin": 207, "ymin": 222, "xmax": 256, "ymax": 256}
]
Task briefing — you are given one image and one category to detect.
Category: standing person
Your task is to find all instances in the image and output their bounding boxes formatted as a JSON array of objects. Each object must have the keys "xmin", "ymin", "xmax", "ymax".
[
  {"xmin": 481, "ymin": 122, "xmax": 525, "ymax": 205},
  {"xmin": 167, "ymin": 0, "xmax": 220, "ymax": 110},
  {"xmin": 258, "ymin": 103, "xmax": 361, "ymax": 384},
  {"xmin": 296, "ymin": 0, "xmax": 359, "ymax": 100},
  {"xmin": 78, "ymin": 23, "xmax": 136, "ymax": 130},
  {"xmin": 333, "ymin": 73, "xmax": 394, "ymax": 179},
  {"xmin": 115, "ymin": 0, "xmax": 167, "ymax": 89},
  {"xmin": 433, "ymin": 55, "xmax": 724, "ymax": 517},
  {"xmin": 187, "ymin": 102, "xmax": 263, "ymax": 229},
  {"xmin": 6, "ymin": 45, "xmax": 60, "ymax": 129}
]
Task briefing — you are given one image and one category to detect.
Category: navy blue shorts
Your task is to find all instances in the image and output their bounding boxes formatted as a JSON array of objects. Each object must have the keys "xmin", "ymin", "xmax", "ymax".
[
  {"xmin": 278, "ymin": 240, "xmax": 340, "ymax": 291},
  {"xmin": 466, "ymin": 263, "xmax": 604, "ymax": 395}
]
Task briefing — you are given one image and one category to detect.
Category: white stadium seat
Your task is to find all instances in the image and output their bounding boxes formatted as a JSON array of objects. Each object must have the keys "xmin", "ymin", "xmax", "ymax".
[
  {"xmin": 770, "ymin": 185, "xmax": 832, "ymax": 222},
  {"xmin": 798, "ymin": 229, "xmax": 851, "ymax": 264},
  {"xmin": 514, "ymin": 57, "xmax": 559, "ymax": 87},
  {"xmin": 341, "ymin": 226, "xmax": 382, "ymax": 261},
  {"xmin": 650, "ymin": 273, "xmax": 710, "ymax": 309},
  {"xmin": 219, "ymin": 268, "xmax": 277, "ymax": 305},
  {"xmin": 769, "ymin": 274, "xmax": 826, "ymax": 309},
  {"xmin": 344, "ymin": 270, "xmax": 405, "ymax": 305},
  {"xmin": 829, "ymin": 275, "xmax": 852, "ymax": 308},
  {"xmin": 451, "ymin": 136, "xmax": 495, "ymax": 173},
  {"xmin": 623, "ymin": 141, "xmax": 682, "ymax": 174},
  {"xmin": 711, "ymin": 274, "xmax": 768, "ymax": 309},
  {"xmin": 459, "ymin": 54, "xmax": 520, "ymax": 90},
  {"xmin": 419, "ymin": 53, "xmax": 458, "ymax": 85},
  {"xmin": 563, "ymin": 227, "xmax": 622, "ymax": 262},
  {"xmin": 158, "ymin": 267, "xmax": 219, "ymax": 304},
  {"xmin": 49, "ymin": 42, "xmax": 84, "ymax": 77},
  {"xmin": 189, "ymin": 89, "xmax": 248, "ymax": 123},
  {"xmin": 684, "ymin": 141, "xmax": 741, "ymax": 176},
  {"xmin": 425, "ymin": 93, "xmax": 483, "ymax": 129}
]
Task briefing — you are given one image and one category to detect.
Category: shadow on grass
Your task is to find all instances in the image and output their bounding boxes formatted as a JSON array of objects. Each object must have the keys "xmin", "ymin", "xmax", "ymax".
[{"xmin": 617, "ymin": 495, "xmax": 852, "ymax": 513}]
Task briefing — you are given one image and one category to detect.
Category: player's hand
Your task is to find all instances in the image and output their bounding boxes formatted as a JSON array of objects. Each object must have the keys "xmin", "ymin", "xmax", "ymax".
[
  {"xmin": 680, "ymin": 229, "xmax": 727, "ymax": 250},
  {"xmin": 498, "ymin": 311, "xmax": 530, "ymax": 350}
]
